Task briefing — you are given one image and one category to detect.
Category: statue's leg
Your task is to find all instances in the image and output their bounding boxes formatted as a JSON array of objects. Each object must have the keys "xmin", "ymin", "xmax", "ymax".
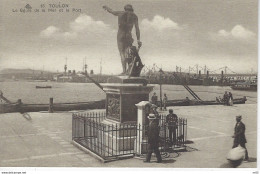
[
  {"xmin": 120, "ymin": 51, "xmax": 126, "ymax": 74},
  {"xmin": 117, "ymin": 37, "xmax": 126, "ymax": 74}
]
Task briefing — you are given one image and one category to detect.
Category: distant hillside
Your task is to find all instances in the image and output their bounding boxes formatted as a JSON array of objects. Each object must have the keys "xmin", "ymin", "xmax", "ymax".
[{"xmin": 0, "ymin": 68, "xmax": 54, "ymax": 75}]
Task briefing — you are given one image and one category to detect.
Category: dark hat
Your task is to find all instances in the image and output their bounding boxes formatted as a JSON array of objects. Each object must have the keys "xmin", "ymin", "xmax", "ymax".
[
  {"xmin": 236, "ymin": 115, "xmax": 242, "ymax": 119},
  {"xmin": 124, "ymin": 4, "xmax": 133, "ymax": 11},
  {"xmin": 169, "ymin": 109, "xmax": 173, "ymax": 113},
  {"xmin": 147, "ymin": 114, "xmax": 156, "ymax": 119}
]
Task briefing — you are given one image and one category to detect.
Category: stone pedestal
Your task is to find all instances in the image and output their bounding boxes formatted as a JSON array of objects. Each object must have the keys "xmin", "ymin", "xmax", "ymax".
[
  {"xmin": 135, "ymin": 101, "xmax": 151, "ymax": 155},
  {"xmin": 102, "ymin": 77, "xmax": 154, "ymax": 123},
  {"xmin": 99, "ymin": 76, "xmax": 154, "ymax": 156}
]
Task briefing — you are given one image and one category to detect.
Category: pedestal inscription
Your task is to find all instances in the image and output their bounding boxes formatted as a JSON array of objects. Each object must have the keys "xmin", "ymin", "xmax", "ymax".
[
  {"xmin": 106, "ymin": 94, "xmax": 120, "ymax": 121},
  {"xmin": 103, "ymin": 82, "xmax": 154, "ymax": 123}
]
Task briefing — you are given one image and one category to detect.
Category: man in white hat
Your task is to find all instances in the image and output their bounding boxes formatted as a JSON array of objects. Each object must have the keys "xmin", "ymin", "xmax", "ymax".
[
  {"xmin": 144, "ymin": 113, "xmax": 162, "ymax": 163},
  {"xmin": 232, "ymin": 115, "xmax": 249, "ymax": 161}
]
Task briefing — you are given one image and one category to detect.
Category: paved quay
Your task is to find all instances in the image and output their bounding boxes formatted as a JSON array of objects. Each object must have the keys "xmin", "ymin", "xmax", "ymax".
[{"xmin": 0, "ymin": 104, "xmax": 257, "ymax": 168}]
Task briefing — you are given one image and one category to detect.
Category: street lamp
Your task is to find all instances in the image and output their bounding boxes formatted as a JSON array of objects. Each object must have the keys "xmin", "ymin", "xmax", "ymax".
[{"xmin": 159, "ymin": 68, "xmax": 163, "ymax": 111}]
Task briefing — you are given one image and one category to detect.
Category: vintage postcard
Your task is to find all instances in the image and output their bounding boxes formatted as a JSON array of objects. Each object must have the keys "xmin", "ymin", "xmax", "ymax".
[{"xmin": 0, "ymin": 0, "xmax": 258, "ymax": 173}]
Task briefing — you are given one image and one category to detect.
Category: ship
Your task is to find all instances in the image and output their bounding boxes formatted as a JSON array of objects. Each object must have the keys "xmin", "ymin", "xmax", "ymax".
[{"xmin": 231, "ymin": 78, "xmax": 257, "ymax": 91}]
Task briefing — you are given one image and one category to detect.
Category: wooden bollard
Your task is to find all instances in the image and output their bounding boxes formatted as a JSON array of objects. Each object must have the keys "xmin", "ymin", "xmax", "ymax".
[
  {"xmin": 17, "ymin": 99, "xmax": 23, "ymax": 113},
  {"xmin": 49, "ymin": 98, "xmax": 54, "ymax": 113},
  {"xmin": 17, "ymin": 99, "xmax": 22, "ymax": 105}
]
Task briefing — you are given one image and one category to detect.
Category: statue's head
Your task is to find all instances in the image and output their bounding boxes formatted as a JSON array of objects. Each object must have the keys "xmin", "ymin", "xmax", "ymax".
[{"xmin": 124, "ymin": 4, "xmax": 134, "ymax": 12}]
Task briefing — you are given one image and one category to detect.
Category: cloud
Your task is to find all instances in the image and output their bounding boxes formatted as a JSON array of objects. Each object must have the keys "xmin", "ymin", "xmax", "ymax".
[
  {"xmin": 215, "ymin": 25, "xmax": 256, "ymax": 40},
  {"xmin": 40, "ymin": 14, "xmax": 113, "ymax": 40},
  {"xmin": 40, "ymin": 26, "xmax": 60, "ymax": 37},
  {"xmin": 230, "ymin": 25, "xmax": 255, "ymax": 39},
  {"xmin": 141, "ymin": 15, "xmax": 182, "ymax": 31},
  {"xmin": 218, "ymin": 29, "xmax": 229, "ymax": 37},
  {"xmin": 70, "ymin": 14, "xmax": 110, "ymax": 33}
]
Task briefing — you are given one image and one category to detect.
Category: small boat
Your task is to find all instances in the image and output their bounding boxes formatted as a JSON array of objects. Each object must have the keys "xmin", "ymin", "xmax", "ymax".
[{"xmin": 36, "ymin": 86, "xmax": 52, "ymax": 89}]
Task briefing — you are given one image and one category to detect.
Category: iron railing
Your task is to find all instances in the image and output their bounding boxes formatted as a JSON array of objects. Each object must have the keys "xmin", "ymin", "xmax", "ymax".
[{"xmin": 72, "ymin": 112, "xmax": 187, "ymax": 161}]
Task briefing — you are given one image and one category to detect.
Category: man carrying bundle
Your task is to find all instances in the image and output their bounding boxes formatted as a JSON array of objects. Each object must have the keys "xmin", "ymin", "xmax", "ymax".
[{"xmin": 232, "ymin": 115, "xmax": 249, "ymax": 161}]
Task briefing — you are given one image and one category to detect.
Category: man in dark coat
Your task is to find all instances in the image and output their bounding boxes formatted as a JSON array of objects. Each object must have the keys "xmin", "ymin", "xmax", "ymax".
[
  {"xmin": 223, "ymin": 91, "xmax": 229, "ymax": 105},
  {"xmin": 166, "ymin": 109, "xmax": 178, "ymax": 145},
  {"xmin": 232, "ymin": 115, "xmax": 249, "ymax": 161},
  {"xmin": 144, "ymin": 114, "xmax": 162, "ymax": 163},
  {"xmin": 151, "ymin": 92, "xmax": 158, "ymax": 105}
]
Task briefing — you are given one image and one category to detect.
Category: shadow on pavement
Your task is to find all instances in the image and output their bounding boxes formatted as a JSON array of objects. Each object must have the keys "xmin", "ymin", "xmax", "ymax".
[
  {"xmin": 161, "ymin": 159, "xmax": 176, "ymax": 164},
  {"xmin": 219, "ymin": 158, "xmax": 257, "ymax": 168},
  {"xmin": 247, "ymin": 157, "xmax": 257, "ymax": 162},
  {"xmin": 220, "ymin": 159, "xmax": 243, "ymax": 168},
  {"xmin": 185, "ymin": 140, "xmax": 194, "ymax": 144}
]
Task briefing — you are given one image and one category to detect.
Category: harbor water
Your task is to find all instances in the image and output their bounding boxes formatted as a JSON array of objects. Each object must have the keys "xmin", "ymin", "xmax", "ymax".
[{"xmin": 0, "ymin": 81, "xmax": 257, "ymax": 104}]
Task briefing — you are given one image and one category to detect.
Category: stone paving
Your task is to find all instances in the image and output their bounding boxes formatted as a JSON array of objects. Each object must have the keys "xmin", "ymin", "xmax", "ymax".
[{"xmin": 0, "ymin": 104, "xmax": 257, "ymax": 168}]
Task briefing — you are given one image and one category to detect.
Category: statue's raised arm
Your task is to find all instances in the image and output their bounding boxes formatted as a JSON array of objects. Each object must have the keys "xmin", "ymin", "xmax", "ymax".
[{"xmin": 103, "ymin": 6, "xmax": 122, "ymax": 16}]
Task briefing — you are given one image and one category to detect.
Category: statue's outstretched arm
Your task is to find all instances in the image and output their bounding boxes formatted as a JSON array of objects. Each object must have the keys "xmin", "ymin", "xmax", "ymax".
[{"xmin": 103, "ymin": 5, "xmax": 121, "ymax": 16}]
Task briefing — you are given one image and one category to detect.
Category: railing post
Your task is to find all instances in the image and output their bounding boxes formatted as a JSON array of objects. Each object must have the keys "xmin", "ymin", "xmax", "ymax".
[
  {"xmin": 112, "ymin": 124, "xmax": 114, "ymax": 156},
  {"xmin": 72, "ymin": 114, "xmax": 74, "ymax": 140},
  {"xmin": 101, "ymin": 124, "xmax": 104, "ymax": 157},
  {"xmin": 182, "ymin": 119, "xmax": 185, "ymax": 146},
  {"xmin": 116, "ymin": 124, "xmax": 118, "ymax": 156},
  {"xmin": 84, "ymin": 117, "xmax": 86, "ymax": 138}
]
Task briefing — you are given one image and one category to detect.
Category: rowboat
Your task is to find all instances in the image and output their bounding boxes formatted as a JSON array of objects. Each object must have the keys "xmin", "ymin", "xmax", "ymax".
[{"xmin": 36, "ymin": 86, "xmax": 52, "ymax": 89}]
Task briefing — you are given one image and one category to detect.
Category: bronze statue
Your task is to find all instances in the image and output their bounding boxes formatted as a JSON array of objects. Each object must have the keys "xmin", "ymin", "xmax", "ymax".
[{"xmin": 103, "ymin": 4, "xmax": 143, "ymax": 76}]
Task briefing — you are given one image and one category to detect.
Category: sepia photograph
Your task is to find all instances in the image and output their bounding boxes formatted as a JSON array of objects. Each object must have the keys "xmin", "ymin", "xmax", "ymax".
[{"xmin": 0, "ymin": 0, "xmax": 258, "ymax": 172}]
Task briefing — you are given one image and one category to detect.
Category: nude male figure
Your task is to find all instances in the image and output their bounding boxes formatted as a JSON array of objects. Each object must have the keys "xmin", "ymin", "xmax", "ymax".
[{"xmin": 103, "ymin": 4, "xmax": 142, "ymax": 75}]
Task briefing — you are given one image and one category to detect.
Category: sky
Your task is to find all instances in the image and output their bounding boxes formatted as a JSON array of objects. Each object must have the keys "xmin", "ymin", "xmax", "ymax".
[{"xmin": 0, "ymin": 0, "xmax": 258, "ymax": 74}]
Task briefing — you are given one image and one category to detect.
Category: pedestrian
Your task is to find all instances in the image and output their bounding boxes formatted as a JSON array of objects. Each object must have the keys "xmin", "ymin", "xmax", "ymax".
[
  {"xmin": 150, "ymin": 104, "xmax": 160, "ymax": 125},
  {"xmin": 143, "ymin": 113, "xmax": 162, "ymax": 163},
  {"xmin": 229, "ymin": 92, "xmax": 233, "ymax": 106},
  {"xmin": 163, "ymin": 93, "xmax": 168, "ymax": 110},
  {"xmin": 232, "ymin": 115, "xmax": 249, "ymax": 161},
  {"xmin": 151, "ymin": 92, "xmax": 158, "ymax": 105},
  {"xmin": 223, "ymin": 91, "xmax": 229, "ymax": 105},
  {"xmin": 166, "ymin": 109, "xmax": 178, "ymax": 145}
]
